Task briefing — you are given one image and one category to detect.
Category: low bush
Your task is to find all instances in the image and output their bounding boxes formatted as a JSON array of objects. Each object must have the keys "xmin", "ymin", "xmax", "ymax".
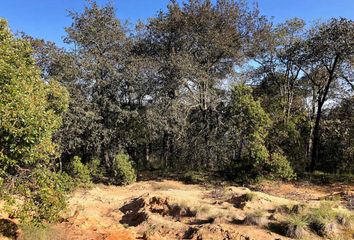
[
  {"xmin": 267, "ymin": 151, "xmax": 296, "ymax": 181},
  {"xmin": 112, "ymin": 153, "xmax": 136, "ymax": 185},
  {"xmin": 274, "ymin": 201, "xmax": 353, "ymax": 238},
  {"xmin": 14, "ymin": 167, "xmax": 73, "ymax": 225},
  {"xmin": 66, "ymin": 156, "xmax": 91, "ymax": 186},
  {"xmin": 87, "ymin": 158, "xmax": 105, "ymax": 182},
  {"xmin": 226, "ymin": 151, "xmax": 295, "ymax": 183},
  {"xmin": 181, "ymin": 171, "xmax": 206, "ymax": 184}
]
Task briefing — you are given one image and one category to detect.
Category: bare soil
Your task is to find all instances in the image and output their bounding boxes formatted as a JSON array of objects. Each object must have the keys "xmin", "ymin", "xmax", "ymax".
[{"xmin": 1, "ymin": 179, "xmax": 353, "ymax": 240}]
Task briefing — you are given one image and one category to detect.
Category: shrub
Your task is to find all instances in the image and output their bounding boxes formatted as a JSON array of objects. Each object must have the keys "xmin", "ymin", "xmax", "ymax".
[
  {"xmin": 181, "ymin": 171, "xmax": 205, "ymax": 184},
  {"xmin": 0, "ymin": 19, "xmax": 68, "ymax": 170},
  {"xmin": 267, "ymin": 151, "xmax": 295, "ymax": 181},
  {"xmin": 305, "ymin": 171, "xmax": 354, "ymax": 185},
  {"xmin": 112, "ymin": 153, "xmax": 136, "ymax": 185},
  {"xmin": 13, "ymin": 168, "xmax": 72, "ymax": 225},
  {"xmin": 87, "ymin": 158, "xmax": 105, "ymax": 182},
  {"xmin": 0, "ymin": 19, "xmax": 70, "ymax": 226},
  {"xmin": 66, "ymin": 156, "xmax": 91, "ymax": 186}
]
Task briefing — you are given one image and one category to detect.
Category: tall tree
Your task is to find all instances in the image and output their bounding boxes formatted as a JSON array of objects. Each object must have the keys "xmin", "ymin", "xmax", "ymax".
[
  {"xmin": 249, "ymin": 18, "xmax": 308, "ymax": 169},
  {"xmin": 56, "ymin": 2, "xmax": 138, "ymax": 169},
  {"xmin": 301, "ymin": 18, "xmax": 354, "ymax": 171},
  {"xmin": 139, "ymin": 0, "xmax": 263, "ymax": 168}
]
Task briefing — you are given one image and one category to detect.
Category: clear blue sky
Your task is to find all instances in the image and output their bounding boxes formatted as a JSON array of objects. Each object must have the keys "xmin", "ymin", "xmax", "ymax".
[{"xmin": 1, "ymin": 0, "xmax": 353, "ymax": 47}]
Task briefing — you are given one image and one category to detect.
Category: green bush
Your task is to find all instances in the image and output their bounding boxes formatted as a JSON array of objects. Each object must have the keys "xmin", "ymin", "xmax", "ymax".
[
  {"xmin": 66, "ymin": 156, "xmax": 91, "ymax": 186},
  {"xmin": 13, "ymin": 168, "xmax": 73, "ymax": 225},
  {"xmin": 112, "ymin": 153, "xmax": 136, "ymax": 185},
  {"xmin": 267, "ymin": 151, "xmax": 295, "ymax": 181},
  {"xmin": 87, "ymin": 158, "xmax": 105, "ymax": 182},
  {"xmin": 181, "ymin": 171, "xmax": 205, "ymax": 184},
  {"xmin": 0, "ymin": 19, "xmax": 70, "ymax": 226}
]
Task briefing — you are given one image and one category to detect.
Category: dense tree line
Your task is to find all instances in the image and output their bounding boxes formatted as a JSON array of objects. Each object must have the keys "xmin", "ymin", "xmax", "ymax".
[{"xmin": 0, "ymin": 0, "xmax": 353, "ymax": 224}]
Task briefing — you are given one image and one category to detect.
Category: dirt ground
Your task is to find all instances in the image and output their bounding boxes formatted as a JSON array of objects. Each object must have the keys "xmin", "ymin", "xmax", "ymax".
[{"xmin": 1, "ymin": 179, "xmax": 353, "ymax": 240}]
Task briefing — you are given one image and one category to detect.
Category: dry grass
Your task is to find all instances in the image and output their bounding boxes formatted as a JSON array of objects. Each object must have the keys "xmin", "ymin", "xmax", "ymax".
[
  {"xmin": 275, "ymin": 200, "xmax": 353, "ymax": 238},
  {"xmin": 244, "ymin": 192, "xmax": 257, "ymax": 202},
  {"xmin": 244, "ymin": 210, "xmax": 268, "ymax": 226},
  {"xmin": 284, "ymin": 214, "xmax": 309, "ymax": 239},
  {"xmin": 307, "ymin": 201, "xmax": 339, "ymax": 236},
  {"xmin": 150, "ymin": 181, "xmax": 183, "ymax": 191},
  {"xmin": 17, "ymin": 224, "xmax": 66, "ymax": 240},
  {"xmin": 335, "ymin": 209, "xmax": 354, "ymax": 228}
]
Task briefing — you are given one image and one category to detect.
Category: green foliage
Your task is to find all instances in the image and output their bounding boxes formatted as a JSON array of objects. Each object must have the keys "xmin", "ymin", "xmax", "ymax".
[
  {"xmin": 308, "ymin": 201, "xmax": 337, "ymax": 225},
  {"xmin": 305, "ymin": 201, "xmax": 339, "ymax": 236},
  {"xmin": 319, "ymin": 97, "xmax": 354, "ymax": 174},
  {"xmin": 66, "ymin": 156, "xmax": 91, "ymax": 186},
  {"xmin": 181, "ymin": 171, "xmax": 206, "ymax": 184},
  {"xmin": 226, "ymin": 85, "xmax": 294, "ymax": 182},
  {"xmin": 0, "ymin": 18, "xmax": 70, "ymax": 225},
  {"xmin": 305, "ymin": 171, "xmax": 354, "ymax": 185},
  {"xmin": 31, "ymin": 2, "xmax": 354, "ymax": 183},
  {"xmin": 0, "ymin": 18, "xmax": 68, "ymax": 169},
  {"xmin": 267, "ymin": 151, "xmax": 296, "ymax": 180},
  {"xmin": 87, "ymin": 158, "xmax": 105, "ymax": 182},
  {"xmin": 14, "ymin": 168, "xmax": 73, "ymax": 225},
  {"xmin": 54, "ymin": 2, "xmax": 137, "ymax": 170},
  {"xmin": 112, "ymin": 153, "xmax": 136, "ymax": 185},
  {"xmin": 277, "ymin": 201, "xmax": 353, "ymax": 237}
]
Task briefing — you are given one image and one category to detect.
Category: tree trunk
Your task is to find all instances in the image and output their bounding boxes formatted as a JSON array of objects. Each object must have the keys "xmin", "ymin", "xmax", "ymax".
[
  {"xmin": 143, "ymin": 143, "xmax": 150, "ymax": 170},
  {"xmin": 310, "ymin": 104, "xmax": 322, "ymax": 172},
  {"xmin": 309, "ymin": 56, "xmax": 337, "ymax": 172},
  {"xmin": 161, "ymin": 132, "xmax": 168, "ymax": 169},
  {"xmin": 307, "ymin": 86, "xmax": 316, "ymax": 170}
]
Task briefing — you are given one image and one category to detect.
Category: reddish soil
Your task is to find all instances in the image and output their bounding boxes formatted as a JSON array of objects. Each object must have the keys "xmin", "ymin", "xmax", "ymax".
[{"xmin": 1, "ymin": 180, "xmax": 353, "ymax": 240}]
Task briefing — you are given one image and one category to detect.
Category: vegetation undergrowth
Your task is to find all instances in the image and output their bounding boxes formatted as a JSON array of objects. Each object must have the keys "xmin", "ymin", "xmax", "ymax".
[
  {"xmin": 277, "ymin": 200, "xmax": 354, "ymax": 238},
  {"xmin": 112, "ymin": 153, "xmax": 137, "ymax": 185}
]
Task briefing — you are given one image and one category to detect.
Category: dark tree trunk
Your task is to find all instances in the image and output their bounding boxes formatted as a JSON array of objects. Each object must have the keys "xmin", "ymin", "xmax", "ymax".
[
  {"xmin": 310, "ymin": 103, "xmax": 322, "ymax": 172},
  {"xmin": 161, "ymin": 132, "xmax": 169, "ymax": 169},
  {"xmin": 309, "ymin": 55, "xmax": 338, "ymax": 172}
]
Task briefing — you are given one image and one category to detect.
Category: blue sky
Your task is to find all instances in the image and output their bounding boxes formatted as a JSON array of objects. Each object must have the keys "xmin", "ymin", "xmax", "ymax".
[{"xmin": 1, "ymin": 0, "xmax": 353, "ymax": 47}]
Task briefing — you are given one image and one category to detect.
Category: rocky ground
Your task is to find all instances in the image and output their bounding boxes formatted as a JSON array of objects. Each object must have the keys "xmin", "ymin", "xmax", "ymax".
[{"xmin": 1, "ymin": 179, "xmax": 353, "ymax": 240}]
